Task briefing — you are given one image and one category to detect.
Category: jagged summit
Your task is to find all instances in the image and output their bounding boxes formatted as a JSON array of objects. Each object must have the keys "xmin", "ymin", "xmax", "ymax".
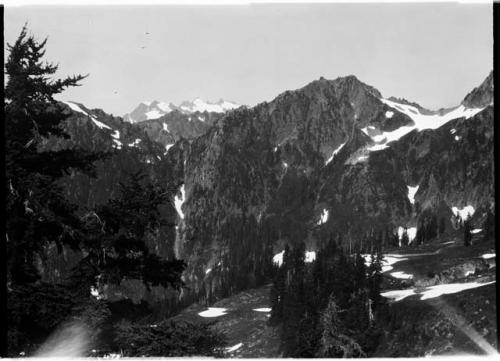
[
  {"xmin": 462, "ymin": 70, "xmax": 493, "ymax": 109},
  {"xmin": 124, "ymin": 98, "xmax": 240, "ymax": 123},
  {"xmin": 302, "ymin": 74, "xmax": 382, "ymax": 99}
]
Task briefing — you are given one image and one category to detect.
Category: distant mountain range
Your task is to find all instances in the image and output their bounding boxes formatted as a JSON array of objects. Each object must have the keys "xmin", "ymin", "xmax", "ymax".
[{"xmin": 123, "ymin": 98, "xmax": 240, "ymax": 123}]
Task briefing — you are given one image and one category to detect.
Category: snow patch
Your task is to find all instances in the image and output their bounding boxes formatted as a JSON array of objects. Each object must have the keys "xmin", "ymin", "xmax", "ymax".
[
  {"xmin": 482, "ymin": 253, "xmax": 495, "ymax": 260},
  {"xmin": 273, "ymin": 250, "xmax": 316, "ymax": 266},
  {"xmin": 451, "ymin": 205, "xmax": 475, "ymax": 220},
  {"xmin": 390, "ymin": 271, "xmax": 413, "ymax": 280},
  {"xmin": 164, "ymin": 143, "xmax": 174, "ymax": 155},
  {"xmin": 145, "ymin": 109, "xmax": 163, "ymax": 120},
  {"xmin": 111, "ymin": 130, "xmax": 120, "ymax": 139},
  {"xmin": 450, "ymin": 128, "xmax": 457, "ymax": 134},
  {"xmin": 62, "ymin": 101, "xmax": 112, "ymax": 130},
  {"xmin": 420, "ymin": 281, "xmax": 496, "ymax": 300},
  {"xmin": 62, "ymin": 101, "xmax": 87, "ymax": 115},
  {"xmin": 253, "ymin": 308, "xmax": 271, "ymax": 312},
  {"xmin": 197, "ymin": 116, "xmax": 205, "ymax": 122},
  {"xmin": 90, "ymin": 286, "xmax": 102, "ymax": 300},
  {"xmin": 127, "ymin": 139, "xmax": 141, "ymax": 147},
  {"xmin": 325, "ymin": 142, "xmax": 346, "ymax": 165},
  {"xmin": 198, "ymin": 307, "xmax": 228, "ymax": 318},
  {"xmin": 112, "ymin": 139, "xmax": 122, "ymax": 149},
  {"xmin": 226, "ymin": 343, "xmax": 243, "ymax": 352},
  {"xmin": 362, "ymin": 254, "xmax": 408, "ymax": 273},
  {"xmin": 381, "ymin": 288, "xmax": 416, "ymax": 302},
  {"xmin": 162, "ymin": 122, "xmax": 169, "ymax": 132},
  {"xmin": 305, "ymin": 251, "xmax": 316, "ymax": 263},
  {"xmin": 397, "ymin": 226, "xmax": 417, "ymax": 245},
  {"xmin": 407, "ymin": 185, "xmax": 419, "ymax": 205},
  {"xmin": 360, "ymin": 127, "xmax": 370, "ymax": 136},
  {"xmin": 91, "ymin": 118, "xmax": 112, "ymax": 130},
  {"xmin": 382, "ymin": 281, "xmax": 496, "ymax": 302},
  {"xmin": 385, "ymin": 111, "xmax": 394, "ymax": 118},
  {"xmin": 318, "ymin": 209, "xmax": 329, "ymax": 225},
  {"xmin": 471, "ymin": 228, "xmax": 482, "ymax": 234},
  {"xmin": 156, "ymin": 101, "xmax": 172, "ymax": 113},
  {"xmin": 358, "ymin": 155, "xmax": 369, "ymax": 162},
  {"xmin": 455, "ymin": 135, "xmax": 461, "ymax": 141},
  {"xmin": 174, "ymin": 185, "xmax": 186, "ymax": 220},
  {"xmin": 366, "ymin": 143, "xmax": 388, "ymax": 152},
  {"xmin": 205, "ymin": 268, "xmax": 212, "ymax": 275},
  {"xmin": 273, "ymin": 251, "xmax": 284, "ymax": 266}
]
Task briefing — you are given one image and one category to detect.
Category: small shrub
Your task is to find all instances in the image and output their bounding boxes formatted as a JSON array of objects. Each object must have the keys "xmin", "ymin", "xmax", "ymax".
[{"xmin": 114, "ymin": 319, "xmax": 227, "ymax": 357}]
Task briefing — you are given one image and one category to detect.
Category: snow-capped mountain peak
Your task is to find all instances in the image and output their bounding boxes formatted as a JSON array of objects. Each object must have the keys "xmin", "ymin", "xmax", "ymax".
[{"xmin": 124, "ymin": 98, "xmax": 240, "ymax": 123}]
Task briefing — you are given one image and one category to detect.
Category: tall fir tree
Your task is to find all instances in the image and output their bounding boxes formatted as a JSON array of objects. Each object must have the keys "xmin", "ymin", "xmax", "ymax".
[
  {"xmin": 77, "ymin": 171, "xmax": 186, "ymax": 293},
  {"xmin": 316, "ymin": 294, "xmax": 365, "ymax": 358},
  {"xmin": 5, "ymin": 26, "xmax": 109, "ymax": 355}
]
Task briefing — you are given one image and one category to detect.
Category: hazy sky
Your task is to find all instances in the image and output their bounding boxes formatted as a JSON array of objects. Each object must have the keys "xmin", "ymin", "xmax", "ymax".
[{"xmin": 5, "ymin": 3, "xmax": 493, "ymax": 116}]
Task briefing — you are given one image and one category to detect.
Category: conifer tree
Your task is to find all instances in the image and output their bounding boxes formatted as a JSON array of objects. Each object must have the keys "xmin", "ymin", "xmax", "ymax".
[
  {"xmin": 463, "ymin": 218, "xmax": 472, "ymax": 247},
  {"xmin": 5, "ymin": 25, "xmax": 103, "ymax": 285},
  {"xmin": 483, "ymin": 207, "xmax": 495, "ymax": 241},
  {"xmin": 74, "ymin": 171, "xmax": 186, "ymax": 293},
  {"xmin": 368, "ymin": 251, "xmax": 383, "ymax": 307},
  {"xmin": 438, "ymin": 217, "xmax": 446, "ymax": 236},
  {"xmin": 316, "ymin": 295, "xmax": 365, "ymax": 358},
  {"xmin": 401, "ymin": 228, "xmax": 409, "ymax": 247},
  {"xmin": 5, "ymin": 26, "xmax": 107, "ymax": 355}
]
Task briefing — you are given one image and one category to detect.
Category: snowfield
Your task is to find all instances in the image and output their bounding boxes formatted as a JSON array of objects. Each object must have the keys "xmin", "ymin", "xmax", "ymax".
[
  {"xmin": 358, "ymin": 98, "xmax": 487, "ymax": 157},
  {"xmin": 181, "ymin": 98, "xmax": 239, "ymax": 113}
]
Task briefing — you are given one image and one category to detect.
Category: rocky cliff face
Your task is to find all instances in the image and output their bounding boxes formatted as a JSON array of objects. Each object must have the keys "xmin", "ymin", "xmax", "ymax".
[
  {"xmin": 175, "ymin": 73, "xmax": 494, "ymax": 296},
  {"xmin": 41, "ymin": 72, "xmax": 493, "ymax": 310}
]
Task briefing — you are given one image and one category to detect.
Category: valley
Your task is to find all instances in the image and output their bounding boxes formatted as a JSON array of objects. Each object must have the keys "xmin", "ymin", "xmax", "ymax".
[
  {"xmin": 171, "ymin": 230, "xmax": 496, "ymax": 357},
  {"xmin": 4, "ymin": 20, "xmax": 495, "ymax": 358}
]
